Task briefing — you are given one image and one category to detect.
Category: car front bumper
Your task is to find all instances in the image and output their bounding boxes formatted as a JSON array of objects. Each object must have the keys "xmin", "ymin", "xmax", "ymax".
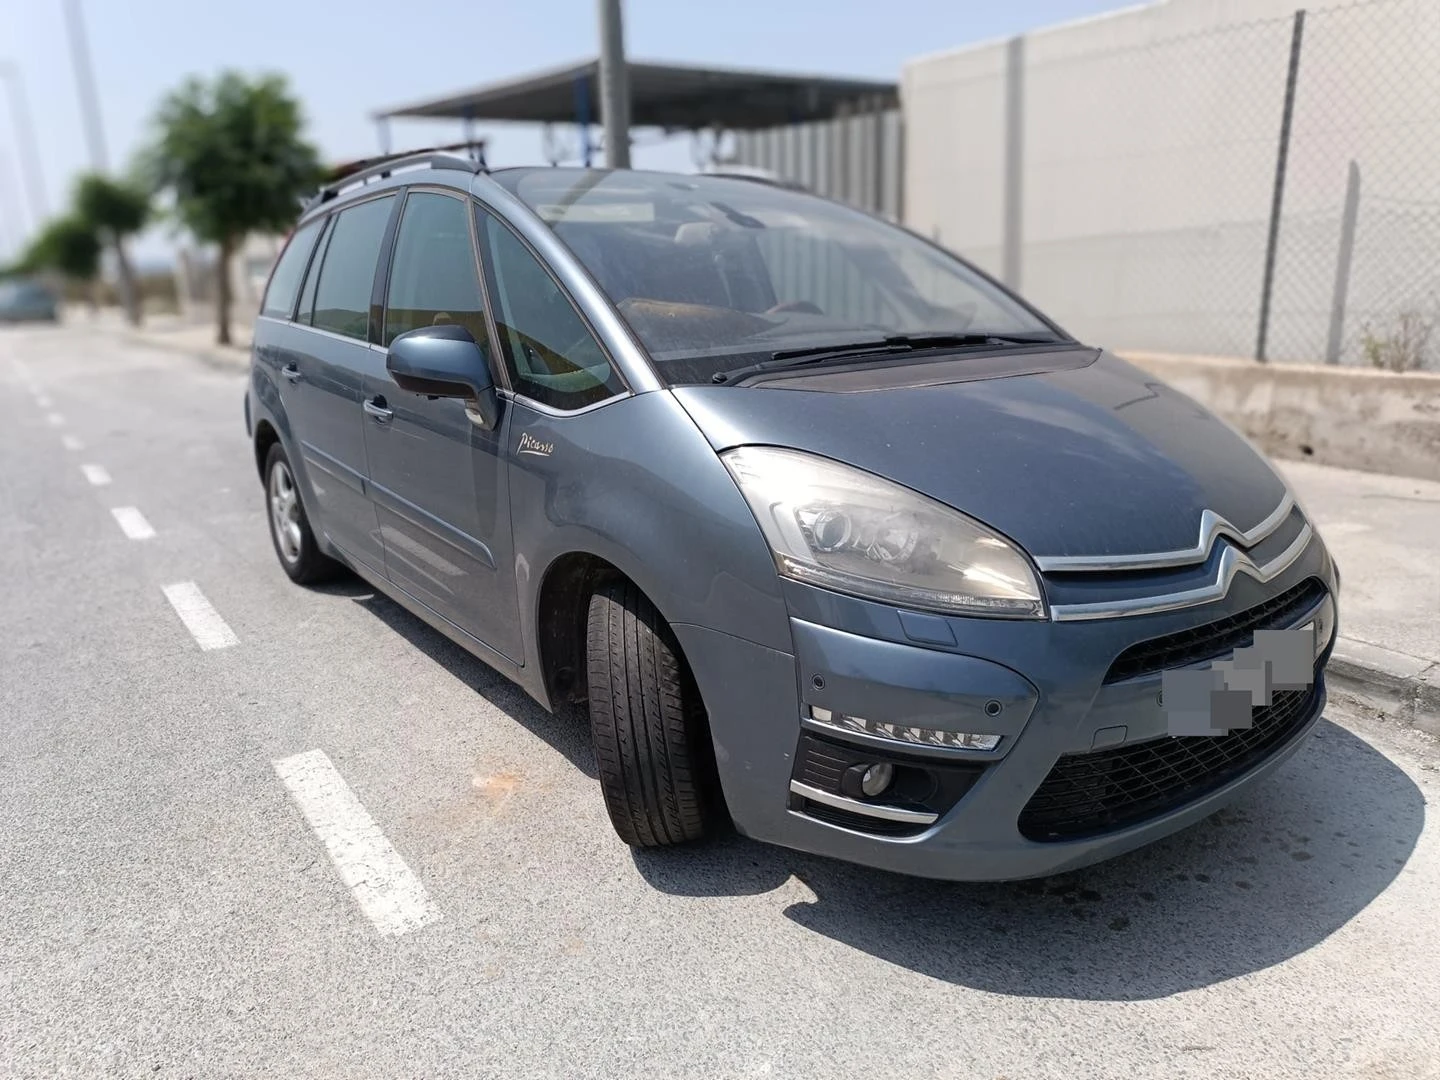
[{"xmin": 675, "ymin": 537, "xmax": 1337, "ymax": 882}]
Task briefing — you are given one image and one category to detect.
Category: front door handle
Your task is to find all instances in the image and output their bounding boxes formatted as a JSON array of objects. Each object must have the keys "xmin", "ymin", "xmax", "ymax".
[
  {"xmin": 281, "ymin": 363, "xmax": 302, "ymax": 383},
  {"xmin": 363, "ymin": 396, "xmax": 393, "ymax": 423}
]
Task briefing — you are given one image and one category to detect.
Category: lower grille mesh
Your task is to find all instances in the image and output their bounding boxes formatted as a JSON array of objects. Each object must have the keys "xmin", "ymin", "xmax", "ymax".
[{"xmin": 1018, "ymin": 686, "xmax": 1319, "ymax": 841}]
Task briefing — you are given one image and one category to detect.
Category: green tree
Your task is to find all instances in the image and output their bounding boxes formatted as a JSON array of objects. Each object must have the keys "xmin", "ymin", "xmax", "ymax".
[
  {"xmin": 73, "ymin": 172, "xmax": 151, "ymax": 327},
  {"xmin": 19, "ymin": 216, "xmax": 102, "ymax": 286},
  {"xmin": 144, "ymin": 72, "xmax": 321, "ymax": 345}
]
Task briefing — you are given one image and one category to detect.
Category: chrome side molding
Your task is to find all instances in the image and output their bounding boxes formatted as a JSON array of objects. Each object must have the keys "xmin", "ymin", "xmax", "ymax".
[
  {"xmin": 1034, "ymin": 492, "xmax": 1295, "ymax": 573},
  {"xmin": 1048, "ymin": 523, "xmax": 1313, "ymax": 622}
]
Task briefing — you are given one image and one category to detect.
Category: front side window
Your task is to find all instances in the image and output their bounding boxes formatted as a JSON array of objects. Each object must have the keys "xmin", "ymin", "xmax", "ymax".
[
  {"xmin": 491, "ymin": 168, "xmax": 1063, "ymax": 384},
  {"xmin": 310, "ymin": 195, "xmax": 395, "ymax": 340},
  {"xmin": 480, "ymin": 214, "xmax": 624, "ymax": 411},
  {"xmin": 260, "ymin": 218, "xmax": 322, "ymax": 319},
  {"xmin": 383, "ymin": 192, "xmax": 488, "ymax": 349}
]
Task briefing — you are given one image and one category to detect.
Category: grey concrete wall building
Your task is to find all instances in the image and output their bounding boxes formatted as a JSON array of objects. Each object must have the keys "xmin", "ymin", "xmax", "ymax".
[{"xmin": 903, "ymin": 0, "xmax": 1439, "ymax": 365}]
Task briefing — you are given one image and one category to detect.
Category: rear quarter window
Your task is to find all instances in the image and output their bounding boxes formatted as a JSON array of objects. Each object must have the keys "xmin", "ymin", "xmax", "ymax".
[{"xmin": 260, "ymin": 219, "xmax": 323, "ymax": 320}]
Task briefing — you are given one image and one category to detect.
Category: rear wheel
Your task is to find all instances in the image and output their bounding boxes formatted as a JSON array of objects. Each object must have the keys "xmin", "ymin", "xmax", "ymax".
[
  {"xmin": 264, "ymin": 442, "xmax": 341, "ymax": 585},
  {"xmin": 586, "ymin": 580, "xmax": 719, "ymax": 847}
]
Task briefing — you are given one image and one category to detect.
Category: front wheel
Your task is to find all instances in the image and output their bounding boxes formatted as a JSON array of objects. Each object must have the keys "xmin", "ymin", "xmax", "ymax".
[
  {"xmin": 264, "ymin": 442, "xmax": 342, "ymax": 585},
  {"xmin": 586, "ymin": 581, "xmax": 720, "ymax": 847}
]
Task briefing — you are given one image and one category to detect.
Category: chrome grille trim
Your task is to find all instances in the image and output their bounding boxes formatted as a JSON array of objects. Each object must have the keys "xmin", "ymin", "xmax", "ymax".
[
  {"xmin": 1033, "ymin": 492, "xmax": 1295, "ymax": 573},
  {"xmin": 1048, "ymin": 523, "xmax": 1313, "ymax": 622}
]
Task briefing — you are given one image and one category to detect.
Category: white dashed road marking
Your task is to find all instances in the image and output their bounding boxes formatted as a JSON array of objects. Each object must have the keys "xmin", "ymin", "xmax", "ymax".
[
  {"xmin": 35, "ymin": 394, "xmax": 52, "ymax": 408},
  {"xmin": 273, "ymin": 749, "xmax": 441, "ymax": 937},
  {"xmin": 161, "ymin": 582, "xmax": 239, "ymax": 650},
  {"xmin": 45, "ymin": 412, "xmax": 64, "ymax": 427},
  {"xmin": 110, "ymin": 506, "xmax": 156, "ymax": 540},
  {"xmin": 80, "ymin": 464, "xmax": 111, "ymax": 486},
  {"xmin": 61, "ymin": 434, "xmax": 83, "ymax": 452}
]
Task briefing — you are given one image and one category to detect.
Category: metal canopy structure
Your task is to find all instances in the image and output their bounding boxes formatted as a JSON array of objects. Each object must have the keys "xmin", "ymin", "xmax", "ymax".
[{"xmin": 374, "ymin": 59, "xmax": 897, "ymax": 133}]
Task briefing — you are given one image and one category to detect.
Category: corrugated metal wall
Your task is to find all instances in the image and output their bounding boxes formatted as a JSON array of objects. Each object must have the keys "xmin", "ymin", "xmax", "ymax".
[
  {"xmin": 731, "ymin": 104, "xmax": 904, "ymax": 222},
  {"xmin": 749, "ymin": 230, "xmax": 895, "ymax": 325}
]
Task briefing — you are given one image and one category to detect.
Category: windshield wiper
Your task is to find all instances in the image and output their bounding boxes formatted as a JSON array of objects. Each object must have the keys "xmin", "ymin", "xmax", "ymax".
[{"xmin": 710, "ymin": 331, "xmax": 1062, "ymax": 384}]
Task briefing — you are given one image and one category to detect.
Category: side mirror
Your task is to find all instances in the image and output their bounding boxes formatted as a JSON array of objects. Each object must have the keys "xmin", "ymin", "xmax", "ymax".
[{"xmin": 386, "ymin": 324, "xmax": 500, "ymax": 429}]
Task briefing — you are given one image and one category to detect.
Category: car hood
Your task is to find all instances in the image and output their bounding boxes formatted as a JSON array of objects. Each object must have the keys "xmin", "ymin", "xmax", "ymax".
[{"xmin": 670, "ymin": 349, "xmax": 1288, "ymax": 560}]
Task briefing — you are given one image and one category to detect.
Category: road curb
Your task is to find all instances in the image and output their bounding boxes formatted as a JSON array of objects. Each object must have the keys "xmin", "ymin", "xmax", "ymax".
[{"xmin": 1328, "ymin": 636, "xmax": 1440, "ymax": 738}]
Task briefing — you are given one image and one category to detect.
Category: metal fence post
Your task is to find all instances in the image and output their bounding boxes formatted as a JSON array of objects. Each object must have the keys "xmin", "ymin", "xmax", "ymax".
[
  {"xmin": 1256, "ymin": 9, "xmax": 1306, "ymax": 363},
  {"xmin": 1002, "ymin": 35, "xmax": 1026, "ymax": 290},
  {"xmin": 1324, "ymin": 160, "xmax": 1362, "ymax": 365},
  {"xmin": 895, "ymin": 113, "xmax": 906, "ymax": 225},
  {"xmin": 834, "ymin": 103, "xmax": 851, "ymax": 204},
  {"xmin": 869, "ymin": 99, "xmax": 882, "ymax": 215},
  {"xmin": 573, "ymin": 73, "xmax": 594, "ymax": 167},
  {"xmin": 812, "ymin": 121, "xmax": 823, "ymax": 195}
]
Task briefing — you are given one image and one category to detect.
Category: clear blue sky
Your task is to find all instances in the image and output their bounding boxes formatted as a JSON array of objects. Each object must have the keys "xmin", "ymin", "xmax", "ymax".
[{"xmin": 0, "ymin": 0, "xmax": 1125, "ymax": 263}]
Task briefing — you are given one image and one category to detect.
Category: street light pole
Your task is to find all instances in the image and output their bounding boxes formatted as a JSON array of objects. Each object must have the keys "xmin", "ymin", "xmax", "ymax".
[
  {"xmin": 61, "ymin": 0, "xmax": 142, "ymax": 325},
  {"xmin": 0, "ymin": 62, "xmax": 49, "ymax": 227},
  {"xmin": 61, "ymin": 0, "xmax": 110, "ymax": 172},
  {"xmin": 597, "ymin": 0, "xmax": 631, "ymax": 168}
]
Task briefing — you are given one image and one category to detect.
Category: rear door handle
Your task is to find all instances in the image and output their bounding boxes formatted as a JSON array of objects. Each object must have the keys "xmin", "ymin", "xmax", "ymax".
[
  {"xmin": 281, "ymin": 363, "xmax": 302, "ymax": 383},
  {"xmin": 363, "ymin": 396, "xmax": 393, "ymax": 423}
]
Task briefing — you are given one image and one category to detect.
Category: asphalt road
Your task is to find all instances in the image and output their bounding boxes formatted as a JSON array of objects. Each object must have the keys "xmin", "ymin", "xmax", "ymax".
[{"xmin": 2, "ymin": 323, "xmax": 1438, "ymax": 1080}]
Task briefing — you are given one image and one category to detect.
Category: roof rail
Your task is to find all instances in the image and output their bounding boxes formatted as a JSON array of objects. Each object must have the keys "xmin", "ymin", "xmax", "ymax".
[{"xmin": 303, "ymin": 141, "xmax": 489, "ymax": 214}]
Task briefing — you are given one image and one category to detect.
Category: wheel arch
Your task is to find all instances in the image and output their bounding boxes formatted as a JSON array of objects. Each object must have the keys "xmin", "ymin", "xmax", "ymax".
[
  {"xmin": 532, "ymin": 549, "xmax": 701, "ymax": 719},
  {"xmin": 532, "ymin": 551, "xmax": 626, "ymax": 714},
  {"xmin": 253, "ymin": 418, "xmax": 281, "ymax": 481}
]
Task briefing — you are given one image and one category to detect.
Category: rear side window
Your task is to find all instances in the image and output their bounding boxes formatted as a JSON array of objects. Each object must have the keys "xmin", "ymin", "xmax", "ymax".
[
  {"xmin": 260, "ymin": 218, "xmax": 322, "ymax": 319},
  {"xmin": 310, "ymin": 195, "xmax": 395, "ymax": 340},
  {"xmin": 480, "ymin": 214, "xmax": 624, "ymax": 411},
  {"xmin": 383, "ymin": 192, "xmax": 487, "ymax": 348},
  {"xmin": 296, "ymin": 218, "xmax": 332, "ymax": 325}
]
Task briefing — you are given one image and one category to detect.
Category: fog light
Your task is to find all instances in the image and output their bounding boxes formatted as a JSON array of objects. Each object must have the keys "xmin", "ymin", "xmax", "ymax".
[
  {"xmin": 806, "ymin": 706, "xmax": 1001, "ymax": 752},
  {"xmin": 860, "ymin": 762, "xmax": 893, "ymax": 796}
]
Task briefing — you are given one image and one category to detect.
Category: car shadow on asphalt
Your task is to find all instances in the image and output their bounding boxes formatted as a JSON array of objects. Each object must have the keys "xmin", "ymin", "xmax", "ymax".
[
  {"xmin": 633, "ymin": 717, "xmax": 1425, "ymax": 1001},
  {"xmin": 345, "ymin": 586, "xmax": 599, "ymax": 780}
]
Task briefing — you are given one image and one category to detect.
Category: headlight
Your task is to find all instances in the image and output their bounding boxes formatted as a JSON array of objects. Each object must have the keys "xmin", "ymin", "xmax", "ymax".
[{"xmin": 721, "ymin": 446, "xmax": 1045, "ymax": 618}]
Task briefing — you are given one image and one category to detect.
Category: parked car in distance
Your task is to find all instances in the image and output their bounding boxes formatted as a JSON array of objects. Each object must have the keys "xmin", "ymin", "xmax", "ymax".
[
  {"xmin": 0, "ymin": 277, "xmax": 59, "ymax": 323},
  {"xmin": 245, "ymin": 155, "xmax": 1338, "ymax": 881}
]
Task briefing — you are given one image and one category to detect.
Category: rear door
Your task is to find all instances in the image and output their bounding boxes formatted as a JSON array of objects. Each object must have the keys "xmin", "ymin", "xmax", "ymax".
[
  {"xmin": 253, "ymin": 214, "xmax": 323, "ymax": 392},
  {"xmin": 362, "ymin": 188, "xmax": 522, "ymax": 661},
  {"xmin": 280, "ymin": 193, "xmax": 399, "ymax": 574}
]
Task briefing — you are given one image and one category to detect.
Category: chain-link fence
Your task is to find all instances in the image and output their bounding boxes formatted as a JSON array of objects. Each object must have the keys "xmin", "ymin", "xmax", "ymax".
[
  {"xmin": 1268, "ymin": 0, "xmax": 1440, "ymax": 368},
  {"xmin": 1017, "ymin": 14, "xmax": 1297, "ymax": 363},
  {"xmin": 739, "ymin": 0, "xmax": 1440, "ymax": 369}
]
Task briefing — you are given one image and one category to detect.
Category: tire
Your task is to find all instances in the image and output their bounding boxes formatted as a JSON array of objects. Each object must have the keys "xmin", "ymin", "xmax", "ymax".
[
  {"xmin": 586, "ymin": 580, "xmax": 718, "ymax": 847},
  {"xmin": 263, "ymin": 442, "xmax": 342, "ymax": 585}
]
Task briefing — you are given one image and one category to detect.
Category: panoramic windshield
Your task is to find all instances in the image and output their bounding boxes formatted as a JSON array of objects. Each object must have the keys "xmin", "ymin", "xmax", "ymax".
[{"xmin": 493, "ymin": 169, "xmax": 1064, "ymax": 383}]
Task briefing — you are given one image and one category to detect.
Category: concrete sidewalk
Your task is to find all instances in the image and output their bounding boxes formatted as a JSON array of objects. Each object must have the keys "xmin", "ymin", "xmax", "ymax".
[
  {"xmin": 117, "ymin": 311, "xmax": 252, "ymax": 372},
  {"xmin": 1278, "ymin": 460, "xmax": 1440, "ymax": 735},
  {"xmin": 103, "ymin": 317, "xmax": 1440, "ymax": 735}
]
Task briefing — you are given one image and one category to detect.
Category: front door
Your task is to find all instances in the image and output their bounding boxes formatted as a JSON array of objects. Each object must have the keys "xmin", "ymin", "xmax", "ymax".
[
  {"xmin": 281, "ymin": 193, "xmax": 399, "ymax": 574},
  {"xmin": 362, "ymin": 189, "xmax": 522, "ymax": 662}
]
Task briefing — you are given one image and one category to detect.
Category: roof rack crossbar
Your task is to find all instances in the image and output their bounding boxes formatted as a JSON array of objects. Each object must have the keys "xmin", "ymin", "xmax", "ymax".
[{"xmin": 303, "ymin": 148, "xmax": 486, "ymax": 214}]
